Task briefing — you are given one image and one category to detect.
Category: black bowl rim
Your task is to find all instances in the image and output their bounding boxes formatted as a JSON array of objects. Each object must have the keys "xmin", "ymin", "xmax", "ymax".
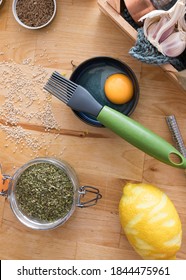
[{"xmin": 70, "ymin": 56, "xmax": 140, "ymax": 127}]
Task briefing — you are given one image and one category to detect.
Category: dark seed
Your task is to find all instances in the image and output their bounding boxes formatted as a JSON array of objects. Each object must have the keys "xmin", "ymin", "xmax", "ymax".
[{"xmin": 16, "ymin": 0, "xmax": 55, "ymax": 28}]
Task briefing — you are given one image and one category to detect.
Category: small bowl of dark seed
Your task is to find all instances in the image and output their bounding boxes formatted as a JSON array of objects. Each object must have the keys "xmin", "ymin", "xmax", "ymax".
[
  {"xmin": 6, "ymin": 158, "xmax": 102, "ymax": 230},
  {"xmin": 12, "ymin": 0, "xmax": 56, "ymax": 30}
]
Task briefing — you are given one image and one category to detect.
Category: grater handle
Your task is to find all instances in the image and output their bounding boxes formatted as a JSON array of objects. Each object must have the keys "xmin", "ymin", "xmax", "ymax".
[{"xmin": 97, "ymin": 106, "xmax": 186, "ymax": 169}]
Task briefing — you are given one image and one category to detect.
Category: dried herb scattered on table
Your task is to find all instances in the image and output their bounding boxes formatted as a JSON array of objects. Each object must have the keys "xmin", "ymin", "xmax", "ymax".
[
  {"xmin": 16, "ymin": 0, "xmax": 55, "ymax": 28},
  {"xmin": 15, "ymin": 162, "xmax": 74, "ymax": 222}
]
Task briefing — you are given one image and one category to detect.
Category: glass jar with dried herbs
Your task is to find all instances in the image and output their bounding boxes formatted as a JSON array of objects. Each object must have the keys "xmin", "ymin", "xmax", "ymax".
[{"xmin": 0, "ymin": 158, "xmax": 102, "ymax": 230}]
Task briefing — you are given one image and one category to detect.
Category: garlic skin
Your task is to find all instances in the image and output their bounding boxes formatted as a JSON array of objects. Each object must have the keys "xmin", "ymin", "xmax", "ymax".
[
  {"xmin": 159, "ymin": 31, "xmax": 186, "ymax": 57},
  {"xmin": 146, "ymin": 16, "xmax": 175, "ymax": 44},
  {"xmin": 140, "ymin": 0, "xmax": 186, "ymax": 57}
]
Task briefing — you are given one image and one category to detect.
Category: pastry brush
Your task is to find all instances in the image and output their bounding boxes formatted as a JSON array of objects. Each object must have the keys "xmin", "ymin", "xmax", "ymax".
[{"xmin": 44, "ymin": 71, "xmax": 186, "ymax": 169}]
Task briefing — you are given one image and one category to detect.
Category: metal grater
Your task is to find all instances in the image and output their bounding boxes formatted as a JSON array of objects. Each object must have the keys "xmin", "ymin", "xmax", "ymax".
[{"xmin": 166, "ymin": 115, "xmax": 186, "ymax": 158}]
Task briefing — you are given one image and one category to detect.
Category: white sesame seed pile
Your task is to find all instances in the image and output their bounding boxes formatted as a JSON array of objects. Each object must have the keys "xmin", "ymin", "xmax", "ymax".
[
  {"xmin": 0, "ymin": 60, "xmax": 62, "ymax": 156},
  {"xmin": 0, "ymin": 125, "xmax": 43, "ymax": 153}
]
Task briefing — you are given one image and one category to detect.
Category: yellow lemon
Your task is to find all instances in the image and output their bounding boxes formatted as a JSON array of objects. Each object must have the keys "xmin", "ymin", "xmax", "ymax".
[{"xmin": 119, "ymin": 182, "xmax": 182, "ymax": 260}]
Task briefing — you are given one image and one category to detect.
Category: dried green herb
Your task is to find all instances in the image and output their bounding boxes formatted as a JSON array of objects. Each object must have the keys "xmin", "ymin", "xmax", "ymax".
[{"xmin": 15, "ymin": 162, "xmax": 74, "ymax": 222}]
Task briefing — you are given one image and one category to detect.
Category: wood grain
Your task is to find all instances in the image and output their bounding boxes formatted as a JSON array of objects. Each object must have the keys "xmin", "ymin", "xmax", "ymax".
[{"xmin": 0, "ymin": 0, "xmax": 186, "ymax": 260}]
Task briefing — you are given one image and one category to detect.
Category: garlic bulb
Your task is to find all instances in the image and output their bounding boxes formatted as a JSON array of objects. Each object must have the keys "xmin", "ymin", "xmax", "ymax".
[
  {"xmin": 160, "ymin": 31, "xmax": 186, "ymax": 57},
  {"xmin": 140, "ymin": 0, "xmax": 186, "ymax": 57}
]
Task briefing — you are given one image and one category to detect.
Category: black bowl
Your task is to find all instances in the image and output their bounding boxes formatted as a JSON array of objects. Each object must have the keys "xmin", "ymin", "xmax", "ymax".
[{"xmin": 70, "ymin": 56, "xmax": 140, "ymax": 127}]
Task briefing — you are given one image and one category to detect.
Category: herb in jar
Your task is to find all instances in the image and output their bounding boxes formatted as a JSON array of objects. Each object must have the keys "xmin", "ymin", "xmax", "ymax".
[
  {"xmin": 15, "ymin": 162, "xmax": 74, "ymax": 222},
  {"xmin": 16, "ymin": 0, "xmax": 55, "ymax": 28}
]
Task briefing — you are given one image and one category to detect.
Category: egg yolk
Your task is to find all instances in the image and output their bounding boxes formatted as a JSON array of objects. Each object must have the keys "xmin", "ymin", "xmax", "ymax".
[{"xmin": 104, "ymin": 73, "xmax": 134, "ymax": 105}]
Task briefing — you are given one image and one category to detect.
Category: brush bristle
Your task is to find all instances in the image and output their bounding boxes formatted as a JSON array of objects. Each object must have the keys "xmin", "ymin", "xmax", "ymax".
[
  {"xmin": 44, "ymin": 71, "xmax": 102, "ymax": 116},
  {"xmin": 44, "ymin": 71, "xmax": 78, "ymax": 104}
]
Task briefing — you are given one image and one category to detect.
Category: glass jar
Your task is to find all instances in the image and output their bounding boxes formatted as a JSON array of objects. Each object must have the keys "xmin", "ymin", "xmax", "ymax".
[{"xmin": 0, "ymin": 158, "xmax": 102, "ymax": 230}]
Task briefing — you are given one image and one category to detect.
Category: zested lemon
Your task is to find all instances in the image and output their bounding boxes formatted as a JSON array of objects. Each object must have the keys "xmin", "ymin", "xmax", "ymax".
[{"xmin": 119, "ymin": 183, "xmax": 182, "ymax": 260}]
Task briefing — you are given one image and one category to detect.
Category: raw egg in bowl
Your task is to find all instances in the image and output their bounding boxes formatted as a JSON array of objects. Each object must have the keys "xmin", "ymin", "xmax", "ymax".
[
  {"xmin": 104, "ymin": 73, "xmax": 134, "ymax": 105},
  {"xmin": 70, "ymin": 57, "xmax": 139, "ymax": 127}
]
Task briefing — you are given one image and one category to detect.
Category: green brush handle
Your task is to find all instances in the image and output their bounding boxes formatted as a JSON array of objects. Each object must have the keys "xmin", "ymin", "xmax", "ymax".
[{"xmin": 97, "ymin": 106, "xmax": 186, "ymax": 169}]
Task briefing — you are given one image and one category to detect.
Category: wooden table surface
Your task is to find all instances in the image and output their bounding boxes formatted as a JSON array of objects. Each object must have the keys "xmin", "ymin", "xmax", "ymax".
[{"xmin": 0, "ymin": 0, "xmax": 186, "ymax": 260}]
